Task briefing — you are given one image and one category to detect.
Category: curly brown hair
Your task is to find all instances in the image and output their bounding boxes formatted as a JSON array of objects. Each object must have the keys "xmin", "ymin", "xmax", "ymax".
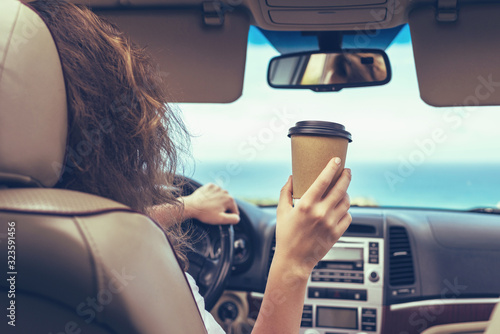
[{"xmin": 30, "ymin": 0, "xmax": 191, "ymax": 264}]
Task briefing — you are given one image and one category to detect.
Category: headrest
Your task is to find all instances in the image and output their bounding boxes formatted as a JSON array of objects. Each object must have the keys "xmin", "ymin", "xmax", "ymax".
[{"xmin": 0, "ymin": 0, "xmax": 67, "ymax": 187}]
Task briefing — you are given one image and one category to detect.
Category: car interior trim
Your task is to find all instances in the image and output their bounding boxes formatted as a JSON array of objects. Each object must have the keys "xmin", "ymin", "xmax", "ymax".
[{"xmin": 390, "ymin": 298, "xmax": 500, "ymax": 311}]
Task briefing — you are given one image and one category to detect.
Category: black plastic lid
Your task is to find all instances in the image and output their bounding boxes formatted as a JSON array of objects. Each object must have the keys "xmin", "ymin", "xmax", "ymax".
[{"xmin": 288, "ymin": 121, "xmax": 352, "ymax": 142}]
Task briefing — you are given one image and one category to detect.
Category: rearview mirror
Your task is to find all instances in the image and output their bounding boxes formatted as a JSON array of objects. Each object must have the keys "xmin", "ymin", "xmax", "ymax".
[{"xmin": 267, "ymin": 50, "xmax": 391, "ymax": 92}]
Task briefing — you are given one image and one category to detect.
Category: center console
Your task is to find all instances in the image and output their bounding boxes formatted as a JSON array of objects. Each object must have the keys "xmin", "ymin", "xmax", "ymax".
[{"xmin": 300, "ymin": 236, "xmax": 384, "ymax": 334}]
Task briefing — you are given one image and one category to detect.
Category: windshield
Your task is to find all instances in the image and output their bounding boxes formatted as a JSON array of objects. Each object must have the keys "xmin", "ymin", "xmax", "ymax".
[{"xmin": 178, "ymin": 25, "xmax": 500, "ymax": 211}]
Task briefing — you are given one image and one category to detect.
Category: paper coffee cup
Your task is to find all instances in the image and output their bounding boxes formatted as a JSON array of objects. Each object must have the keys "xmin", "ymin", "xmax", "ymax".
[{"xmin": 288, "ymin": 121, "xmax": 352, "ymax": 199}]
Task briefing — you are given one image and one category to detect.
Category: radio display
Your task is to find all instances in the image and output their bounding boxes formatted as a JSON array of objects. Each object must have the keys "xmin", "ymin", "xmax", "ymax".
[
  {"xmin": 315, "ymin": 247, "xmax": 364, "ymax": 271},
  {"xmin": 316, "ymin": 306, "xmax": 358, "ymax": 329},
  {"xmin": 331, "ymin": 247, "xmax": 363, "ymax": 261}
]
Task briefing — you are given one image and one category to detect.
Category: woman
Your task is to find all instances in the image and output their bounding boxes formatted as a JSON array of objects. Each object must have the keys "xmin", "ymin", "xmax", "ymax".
[
  {"xmin": 323, "ymin": 53, "xmax": 387, "ymax": 85},
  {"xmin": 30, "ymin": 1, "xmax": 352, "ymax": 333}
]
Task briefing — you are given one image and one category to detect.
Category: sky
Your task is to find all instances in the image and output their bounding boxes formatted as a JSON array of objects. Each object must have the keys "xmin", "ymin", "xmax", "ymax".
[{"xmin": 177, "ymin": 25, "xmax": 500, "ymax": 166}]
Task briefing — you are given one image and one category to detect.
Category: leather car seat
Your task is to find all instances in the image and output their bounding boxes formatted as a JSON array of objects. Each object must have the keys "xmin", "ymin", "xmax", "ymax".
[{"xmin": 0, "ymin": 0, "xmax": 206, "ymax": 333}]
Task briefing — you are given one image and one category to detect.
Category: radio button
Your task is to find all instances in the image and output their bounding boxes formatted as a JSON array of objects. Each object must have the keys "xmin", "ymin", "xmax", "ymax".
[
  {"xmin": 302, "ymin": 313, "xmax": 312, "ymax": 319},
  {"xmin": 362, "ymin": 308, "xmax": 377, "ymax": 316},
  {"xmin": 300, "ymin": 320, "xmax": 313, "ymax": 328},
  {"xmin": 369, "ymin": 271, "xmax": 380, "ymax": 282},
  {"xmin": 326, "ymin": 289, "xmax": 346, "ymax": 299},
  {"xmin": 362, "ymin": 324, "xmax": 376, "ymax": 331},
  {"xmin": 350, "ymin": 290, "xmax": 367, "ymax": 301},
  {"xmin": 368, "ymin": 242, "xmax": 380, "ymax": 264},
  {"xmin": 308, "ymin": 287, "xmax": 327, "ymax": 298}
]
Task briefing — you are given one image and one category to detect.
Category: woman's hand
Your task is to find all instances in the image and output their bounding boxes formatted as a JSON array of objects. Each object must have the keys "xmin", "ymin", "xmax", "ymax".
[
  {"xmin": 183, "ymin": 183, "xmax": 240, "ymax": 225},
  {"xmin": 274, "ymin": 157, "xmax": 352, "ymax": 276},
  {"xmin": 252, "ymin": 157, "xmax": 352, "ymax": 334}
]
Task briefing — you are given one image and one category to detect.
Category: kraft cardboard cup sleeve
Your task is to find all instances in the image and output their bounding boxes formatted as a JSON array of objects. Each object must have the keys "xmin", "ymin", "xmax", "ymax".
[{"xmin": 288, "ymin": 121, "xmax": 352, "ymax": 199}]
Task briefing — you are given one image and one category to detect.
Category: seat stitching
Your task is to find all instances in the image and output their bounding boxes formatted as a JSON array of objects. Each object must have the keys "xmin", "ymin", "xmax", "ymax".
[
  {"xmin": 72, "ymin": 215, "xmax": 99, "ymax": 303},
  {"xmin": 75, "ymin": 216, "xmax": 106, "ymax": 324},
  {"xmin": 0, "ymin": 207, "xmax": 134, "ymax": 217}
]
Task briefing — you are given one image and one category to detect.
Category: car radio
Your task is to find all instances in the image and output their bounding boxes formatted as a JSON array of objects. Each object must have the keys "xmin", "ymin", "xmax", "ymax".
[{"xmin": 300, "ymin": 237, "xmax": 384, "ymax": 334}]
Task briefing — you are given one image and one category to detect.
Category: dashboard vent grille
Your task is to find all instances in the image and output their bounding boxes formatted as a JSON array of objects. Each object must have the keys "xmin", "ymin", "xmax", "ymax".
[
  {"xmin": 389, "ymin": 226, "xmax": 415, "ymax": 286},
  {"xmin": 345, "ymin": 223, "xmax": 376, "ymax": 235}
]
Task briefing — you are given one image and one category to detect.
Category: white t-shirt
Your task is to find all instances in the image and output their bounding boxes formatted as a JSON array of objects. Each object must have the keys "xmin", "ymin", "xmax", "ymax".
[{"xmin": 185, "ymin": 272, "xmax": 226, "ymax": 334}]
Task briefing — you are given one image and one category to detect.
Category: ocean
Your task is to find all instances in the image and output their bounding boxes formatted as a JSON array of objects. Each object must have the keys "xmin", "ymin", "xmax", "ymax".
[{"xmin": 186, "ymin": 161, "xmax": 500, "ymax": 210}]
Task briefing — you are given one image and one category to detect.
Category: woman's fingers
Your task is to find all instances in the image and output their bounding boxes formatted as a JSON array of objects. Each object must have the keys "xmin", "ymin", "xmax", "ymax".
[
  {"xmin": 302, "ymin": 158, "xmax": 342, "ymax": 203},
  {"xmin": 324, "ymin": 193, "xmax": 351, "ymax": 226},
  {"xmin": 337, "ymin": 193, "xmax": 351, "ymax": 210},
  {"xmin": 220, "ymin": 212, "xmax": 241, "ymax": 225},
  {"xmin": 226, "ymin": 197, "xmax": 239, "ymax": 215},
  {"xmin": 323, "ymin": 168, "xmax": 351, "ymax": 208},
  {"xmin": 273, "ymin": 169, "xmax": 353, "ymax": 276},
  {"xmin": 186, "ymin": 183, "xmax": 241, "ymax": 225},
  {"xmin": 277, "ymin": 176, "xmax": 293, "ymax": 215},
  {"xmin": 334, "ymin": 211, "xmax": 353, "ymax": 236}
]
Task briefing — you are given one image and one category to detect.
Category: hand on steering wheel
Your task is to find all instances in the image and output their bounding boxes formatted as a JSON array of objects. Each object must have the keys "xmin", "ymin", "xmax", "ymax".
[
  {"xmin": 177, "ymin": 177, "xmax": 235, "ymax": 311},
  {"xmin": 183, "ymin": 183, "xmax": 240, "ymax": 225}
]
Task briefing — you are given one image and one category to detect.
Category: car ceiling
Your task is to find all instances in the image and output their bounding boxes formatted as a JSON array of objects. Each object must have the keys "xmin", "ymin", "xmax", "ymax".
[
  {"xmin": 60, "ymin": 0, "xmax": 500, "ymax": 106},
  {"xmin": 70, "ymin": 0, "xmax": 415, "ymax": 31}
]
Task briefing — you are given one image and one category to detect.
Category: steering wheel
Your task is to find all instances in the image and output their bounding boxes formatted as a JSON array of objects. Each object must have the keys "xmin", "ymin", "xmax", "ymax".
[{"xmin": 177, "ymin": 177, "xmax": 234, "ymax": 311}]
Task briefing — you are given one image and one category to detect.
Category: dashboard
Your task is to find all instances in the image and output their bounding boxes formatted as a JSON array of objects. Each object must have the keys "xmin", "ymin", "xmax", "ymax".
[{"xmin": 213, "ymin": 200, "xmax": 500, "ymax": 334}]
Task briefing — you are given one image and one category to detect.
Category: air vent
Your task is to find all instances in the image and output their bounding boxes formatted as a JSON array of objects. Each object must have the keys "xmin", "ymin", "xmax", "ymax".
[
  {"xmin": 389, "ymin": 226, "xmax": 415, "ymax": 286},
  {"xmin": 345, "ymin": 223, "xmax": 376, "ymax": 235},
  {"xmin": 267, "ymin": 234, "xmax": 276, "ymax": 280}
]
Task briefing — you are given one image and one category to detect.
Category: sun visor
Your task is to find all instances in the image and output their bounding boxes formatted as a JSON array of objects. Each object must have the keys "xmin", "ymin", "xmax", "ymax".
[
  {"xmin": 98, "ymin": 8, "xmax": 250, "ymax": 103},
  {"xmin": 408, "ymin": 3, "xmax": 500, "ymax": 107}
]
